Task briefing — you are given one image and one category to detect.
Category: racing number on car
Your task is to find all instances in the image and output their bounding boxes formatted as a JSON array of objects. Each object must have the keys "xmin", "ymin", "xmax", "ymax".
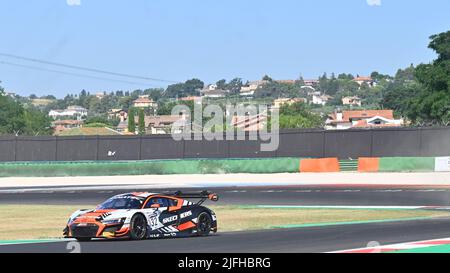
[{"xmin": 149, "ymin": 216, "xmax": 158, "ymax": 229}]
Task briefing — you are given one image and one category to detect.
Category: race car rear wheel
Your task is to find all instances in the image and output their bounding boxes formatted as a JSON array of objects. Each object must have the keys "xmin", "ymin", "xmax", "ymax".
[
  {"xmin": 196, "ymin": 212, "xmax": 212, "ymax": 236},
  {"xmin": 130, "ymin": 214, "xmax": 148, "ymax": 240}
]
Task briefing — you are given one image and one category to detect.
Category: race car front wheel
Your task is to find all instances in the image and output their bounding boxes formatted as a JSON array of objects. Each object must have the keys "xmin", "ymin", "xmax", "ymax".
[
  {"xmin": 130, "ymin": 214, "xmax": 148, "ymax": 240},
  {"xmin": 196, "ymin": 212, "xmax": 212, "ymax": 236}
]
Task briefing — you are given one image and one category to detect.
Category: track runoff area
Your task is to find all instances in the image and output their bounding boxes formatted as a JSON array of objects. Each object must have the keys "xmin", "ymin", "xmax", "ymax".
[{"xmin": 1, "ymin": 173, "xmax": 450, "ymax": 254}]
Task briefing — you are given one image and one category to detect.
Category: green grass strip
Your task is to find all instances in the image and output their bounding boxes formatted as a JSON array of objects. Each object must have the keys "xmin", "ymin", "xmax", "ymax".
[
  {"xmin": 239, "ymin": 205, "xmax": 426, "ymax": 211},
  {"xmin": 0, "ymin": 239, "xmax": 64, "ymax": 245},
  {"xmin": 389, "ymin": 244, "xmax": 450, "ymax": 253},
  {"xmin": 270, "ymin": 217, "xmax": 432, "ymax": 229}
]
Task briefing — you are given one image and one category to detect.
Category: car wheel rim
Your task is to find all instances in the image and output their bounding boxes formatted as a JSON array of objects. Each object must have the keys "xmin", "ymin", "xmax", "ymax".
[
  {"xmin": 133, "ymin": 216, "xmax": 146, "ymax": 238},
  {"xmin": 198, "ymin": 215, "xmax": 211, "ymax": 233}
]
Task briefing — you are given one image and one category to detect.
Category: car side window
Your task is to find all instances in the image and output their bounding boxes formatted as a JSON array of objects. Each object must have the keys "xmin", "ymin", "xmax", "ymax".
[
  {"xmin": 167, "ymin": 198, "xmax": 178, "ymax": 207},
  {"xmin": 144, "ymin": 197, "xmax": 178, "ymax": 208}
]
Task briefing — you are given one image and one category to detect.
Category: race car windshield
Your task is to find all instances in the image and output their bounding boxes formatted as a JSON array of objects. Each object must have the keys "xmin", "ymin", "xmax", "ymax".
[{"xmin": 97, "ymin": 195, "xmax": 144, "ymax": 210}]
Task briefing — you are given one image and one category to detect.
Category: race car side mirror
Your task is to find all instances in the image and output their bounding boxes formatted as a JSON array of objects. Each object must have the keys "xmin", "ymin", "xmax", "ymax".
[
  {"xmin": 151, "ymin": 204, "xmax": 161, "ymax": 208},
  {"xmin": 208, "ymin": 193, "xmax": 219, "ymax": 202}
]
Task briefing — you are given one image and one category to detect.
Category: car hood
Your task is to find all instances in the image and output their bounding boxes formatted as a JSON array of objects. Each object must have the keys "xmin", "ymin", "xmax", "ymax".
[{"xmin": 73, "ymin": 209, "xmax": 117, "ymax": 223}]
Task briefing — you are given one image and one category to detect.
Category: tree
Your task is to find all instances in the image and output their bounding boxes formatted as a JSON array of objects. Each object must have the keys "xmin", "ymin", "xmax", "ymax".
[
  {"xmin": 226, "ymin": 78, "xmax": 243, "ymax": 94},
  {"xmin": 409, "ymin": 30, "xmax": 450, "ymax": 125},
  {"xmin": 138, "ymin": 108, "xmax": 146, "ymax": 135},
  {"xmin": 0, "ymin": 92, "xmax": 25, "ymax": 135},
  {"xmin": 164, "ymin": 79, "xmax": 204, "ymax": 98},
  {"xmin": 382, "ymin": 83, "xmax": 420, "ymax": 117},
  {"xmin": 370, "ymin": 71, "xmax": 392, "ymax": 81},
  {"xmin": 22, "ymin": 108, "xmax": 53, "ymax": 136},
  {"xmin": 128, "ymin": 108, "xmax": 136, "ymax": 134},
  {"xmin": 338, "ymin": 73, "xmax": 354, "ymax": 80},
  {"xmin": 85, "ymin": 115, "xmax": 119, "ymax": 127},
  {"xmin": 318, "ymin": 73, "xmax": 328, "ymax": 92},
  {"xmin": 262, "ymin": 75, "xmax": 273, "ymax": 81},
  {"xmin": 216, "ymin": 79, "xmax": 227, "ymax": 90},
  {"xmin": 278, "ymin": 102, "xmax": 324, "ymax": 129},
  {"xmin": 326, "ymin": 73, "xmax": 339, "ymax": 95},
  {"xmin": 144, "ymin": 88, "xmax": 163, "ymax": 102}
]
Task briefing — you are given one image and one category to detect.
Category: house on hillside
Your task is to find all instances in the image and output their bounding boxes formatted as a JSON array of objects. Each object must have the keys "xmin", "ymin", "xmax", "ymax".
[
  {"xmin": 230, "ymin": 112, "xmax": 268, "ymax": 132},
  {"xmin": 311, "ymin": 94, "xmax": 332, "ymax": 106},
  {"xmin": 240, "ymin": 80, "xmax": 269, "ymax": 97},
  {"xmin": 303, "ymin": 79, "xmax": 319, "ymax": 87},
  {"xmin": 325, "ymin": 109, "xmax": 403, "ymax": 130},
  {"xmin": 273, "ymin": 98, "xmax": 307, "ymax": 108},
  {"xmin": 133, "ymin": 95, "xmax": 157, "ymax": 108},
  {"xmin": 49, "ymin": 105, "xmax": 88, "ymax": 121},
  {"xmin": 353, "ymin": 76, "xmax": 376, "ymax": 87},
  {"xmin": 201, "ymin": 89, "xmax": 227, "ymax": 98},
  {"xmin": 108, "ymin": 109, "xmax": 128, "ymax": 122},
  {"xmin": 52, "ymin": 120, "xmax": 83, "ymax": 135},
  {"xmin": 342, "ymin": 96, "xmax": 362, "ymax": 107},
  {"xmin": 275, "ymin": 80, "xmax": 295, "ymax": 85},
  {"xmin": 95, "ymin": 92, "xmax": 106, "ymax": 99},
  {"xmin": 180, "ymin": 96, "xmax": 202, "ymax": 102},
  {"xmin": 132, "ymin": 114, "xmax": 189, "ymax": 134}
]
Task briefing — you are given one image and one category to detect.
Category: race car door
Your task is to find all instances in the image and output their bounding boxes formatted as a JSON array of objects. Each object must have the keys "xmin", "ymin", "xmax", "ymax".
[{"xmin": 143, "ymin": 196, "xmax": 180, "ymax": 233}]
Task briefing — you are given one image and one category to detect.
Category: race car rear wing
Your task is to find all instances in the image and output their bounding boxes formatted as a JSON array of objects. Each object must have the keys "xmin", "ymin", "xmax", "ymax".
[{"xmin": 171, "ymin": 190, "xmax": 219, "ymax": 205}]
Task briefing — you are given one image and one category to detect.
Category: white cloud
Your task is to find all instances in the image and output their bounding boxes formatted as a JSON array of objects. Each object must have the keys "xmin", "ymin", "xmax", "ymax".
[
  {"xmin": 367, "ymin": 0, "xmax": 381, "ymax": 6},
  {"xmin": 66, "ymin": 0, "xmax": 81, "ymax": 6}
]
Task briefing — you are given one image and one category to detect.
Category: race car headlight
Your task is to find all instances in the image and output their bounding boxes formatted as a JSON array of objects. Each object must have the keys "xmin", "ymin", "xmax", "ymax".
[{"xmin": 101, "ymin": 217, "xmax": 126, "ymax": 225}]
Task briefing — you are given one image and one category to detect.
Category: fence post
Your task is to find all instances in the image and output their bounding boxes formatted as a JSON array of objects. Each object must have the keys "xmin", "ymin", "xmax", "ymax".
[
  {"xmin": 139, "ymin": 135, "xmax": 142, "ymax": 160},
  {"xmin": 419, "ymin": 127, "xmax": 423, "ymax": 157},
  {"xmin": 96, "ymin": 135, "xmax": 99, "ymax": 160},
  {"xmin": 370, "ymin": 129, "xmax": 374, "ymax": 157},
  {"xmin": 14, "ymin": 136, "xmax": 17, "ymax": 162},
  {"xmin": 54, "ymin": 136, "xmax": 58, "ymax": 161},
  {"xmin": 182, "ymin": 136, "xmax": 186, "ymax": 159},
  {"xmin": 322, "ymin": 130, "xmax": 326, "ymax": 158}
]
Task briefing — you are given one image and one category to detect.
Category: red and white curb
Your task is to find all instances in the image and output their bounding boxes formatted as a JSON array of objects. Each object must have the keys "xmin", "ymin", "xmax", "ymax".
[{"xmin": 330, "ymin": 238, "xmax": 450, "ymax": 253}]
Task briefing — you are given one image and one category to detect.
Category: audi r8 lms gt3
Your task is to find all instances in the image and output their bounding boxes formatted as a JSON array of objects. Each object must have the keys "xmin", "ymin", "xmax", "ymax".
[{"xmin": 63, "ymin": 191, "xmax": 219, "ymax": 241}]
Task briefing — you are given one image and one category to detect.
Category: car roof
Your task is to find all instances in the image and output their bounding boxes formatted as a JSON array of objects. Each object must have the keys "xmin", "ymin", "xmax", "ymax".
[{"xmin": 113, "ymin": 192, "xmax": 173, "ymax": 198}]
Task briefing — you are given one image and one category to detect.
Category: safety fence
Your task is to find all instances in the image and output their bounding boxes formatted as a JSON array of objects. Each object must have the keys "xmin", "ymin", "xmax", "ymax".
[
  {"xmin": 0, "ymin": 127, "xmax": 449, "ymax": 162},
  {"xmin": 0, "ymin": 156, "xmax": 448, "ymax": 177}
]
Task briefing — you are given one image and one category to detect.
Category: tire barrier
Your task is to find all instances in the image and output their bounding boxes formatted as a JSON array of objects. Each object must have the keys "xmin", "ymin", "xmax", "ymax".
[
  {"xmin": 357, "ymin": 158, "xmax": 380, "ymax": 172},
  {"xmin": 299, "ymin": 158, "xmax": 340, "ymax": 173},
  {"xmin": 357, "ymin": 157, "xmax": 447, "ymax": 173},
  {"xmin": 378, "ymin": 157, "xmax": 435, "ymax": 172}
]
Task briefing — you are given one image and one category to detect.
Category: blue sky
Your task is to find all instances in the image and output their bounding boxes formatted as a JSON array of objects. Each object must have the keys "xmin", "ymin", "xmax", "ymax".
[{"xmin": 0, "ymin": 0, "xmax": 449, "ymax": 97}]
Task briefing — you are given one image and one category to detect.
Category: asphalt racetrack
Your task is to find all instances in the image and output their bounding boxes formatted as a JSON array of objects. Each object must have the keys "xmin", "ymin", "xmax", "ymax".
[
  {"xmin": 2, "ymin": 185, "xmax": 450, "ymax": 206},
  {"xmin": 3, "ymin": 217, "xmax": 450, "ymax": 253},
  {"xmin": 2, "ymin": 183, "xmax": 450, "ymax": 253}
]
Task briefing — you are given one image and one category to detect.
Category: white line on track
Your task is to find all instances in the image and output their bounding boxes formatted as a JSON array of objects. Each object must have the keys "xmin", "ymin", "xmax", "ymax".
[{"xmin": 254, "ymin": 205, "xmax": 442, "ymax": 210}]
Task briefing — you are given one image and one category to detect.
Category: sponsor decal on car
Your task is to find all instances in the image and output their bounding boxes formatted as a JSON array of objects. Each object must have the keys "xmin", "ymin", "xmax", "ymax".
[
  {"xmin": 180, "ymin": 211, "xmax": 192, "ymax": 219},
  {"xmin": 162, "ymin": 215, "xmax": 178, "ymax": 224}
]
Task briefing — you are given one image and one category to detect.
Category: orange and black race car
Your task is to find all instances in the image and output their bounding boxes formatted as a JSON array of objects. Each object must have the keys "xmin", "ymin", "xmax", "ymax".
[{"xmin": 63, "ymin": 191, "xmax": 218, "ymax": 241}]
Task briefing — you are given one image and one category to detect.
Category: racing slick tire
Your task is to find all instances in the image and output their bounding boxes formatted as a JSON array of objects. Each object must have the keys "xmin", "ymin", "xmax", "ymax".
[
  {"xmin": 129, "ymin": 213, "xmax": 148, "ymax": 240},
  {"xmin": 196, "ymin": 212, "xmax": 212, "ymax": 236},
  {"xmin": 76, "ymin": 237, "xmax": 91, "ymax": 242}
]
